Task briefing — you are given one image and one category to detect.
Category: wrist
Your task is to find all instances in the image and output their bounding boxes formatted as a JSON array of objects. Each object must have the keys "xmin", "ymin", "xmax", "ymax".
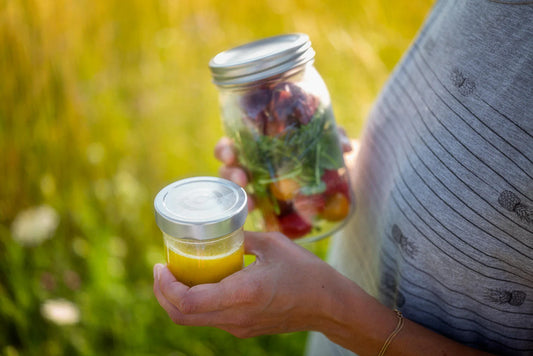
[
  {"xmin": 309, "ymin": 268, "xmax": 364, "ymax": 335},
  {"xmin": 311, "ymin": 271, "xmax": 400, "ymax": 356}
]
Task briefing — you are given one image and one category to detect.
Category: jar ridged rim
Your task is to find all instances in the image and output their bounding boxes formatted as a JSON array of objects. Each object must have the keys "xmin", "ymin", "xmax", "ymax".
[{"xmin": 209, "ymin": 33, "xmax": 315, "ymax": 87}]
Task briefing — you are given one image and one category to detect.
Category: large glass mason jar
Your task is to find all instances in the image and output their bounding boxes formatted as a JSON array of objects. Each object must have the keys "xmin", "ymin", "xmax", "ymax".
[{"xmin": 209, "ymin": 33, "xmax": 354, "ymax": 243}]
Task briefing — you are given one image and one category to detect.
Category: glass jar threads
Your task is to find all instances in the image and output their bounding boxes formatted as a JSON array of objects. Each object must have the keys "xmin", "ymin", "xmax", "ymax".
[
  {"xmin": 154, "ymin": 177, "xmax": 248, "ymax": 286},
  {"xmin": 209, "ymin": 33, "xmax": 353, "ymax": 242}
]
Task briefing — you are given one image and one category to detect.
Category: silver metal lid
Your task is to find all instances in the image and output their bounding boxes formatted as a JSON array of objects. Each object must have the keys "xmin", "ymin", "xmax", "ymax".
[
  {"xmin": 154, "ymin": 177, "xmax": 248, "ymax": 240},
  {"xmin": 209, "ymin": 33, "xmax": 315, "ymax": 87}
]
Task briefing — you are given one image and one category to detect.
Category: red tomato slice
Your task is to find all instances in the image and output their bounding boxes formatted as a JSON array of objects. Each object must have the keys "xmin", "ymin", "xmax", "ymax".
[{"xmin": 278, "ymin": 212, "xmax": 312, "ymax": 239}]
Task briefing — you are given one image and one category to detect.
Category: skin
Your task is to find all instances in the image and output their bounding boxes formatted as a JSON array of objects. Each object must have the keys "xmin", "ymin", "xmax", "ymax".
[{"xmin": 153, "ymin": 135, "xmax": 495, "ymax": 356}]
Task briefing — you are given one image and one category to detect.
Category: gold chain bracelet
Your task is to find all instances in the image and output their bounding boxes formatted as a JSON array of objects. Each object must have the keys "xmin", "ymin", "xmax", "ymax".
[{"xmin": 377, "ymin": 309, "xmax": 404, "ymax": 356}]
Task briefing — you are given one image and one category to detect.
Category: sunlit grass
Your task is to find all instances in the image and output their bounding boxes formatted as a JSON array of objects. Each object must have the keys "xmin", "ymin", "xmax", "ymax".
[{"xmin": 0, "ymin": 0, "xmax": 433, "ymax": 355}]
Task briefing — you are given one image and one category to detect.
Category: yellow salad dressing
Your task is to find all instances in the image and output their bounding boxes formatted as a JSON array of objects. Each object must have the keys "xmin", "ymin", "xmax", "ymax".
[{"xmin": 166, "ymin": 242, "xmax": 244, "ymax": 286}]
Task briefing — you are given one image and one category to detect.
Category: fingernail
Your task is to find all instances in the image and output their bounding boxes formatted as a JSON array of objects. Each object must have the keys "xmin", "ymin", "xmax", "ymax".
[
  {"xmin": 154, "ymin": 264, "xmax": 163, "ymax": 281},
  {"xmin": 220, "ymin": 146, "xmax": 234, "ymax": 165}
]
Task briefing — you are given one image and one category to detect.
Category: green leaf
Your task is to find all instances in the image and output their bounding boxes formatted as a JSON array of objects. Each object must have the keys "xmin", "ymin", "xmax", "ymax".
[{"xmin": 233, "ymin": 105, "xmax": 344, "ymax": 201}]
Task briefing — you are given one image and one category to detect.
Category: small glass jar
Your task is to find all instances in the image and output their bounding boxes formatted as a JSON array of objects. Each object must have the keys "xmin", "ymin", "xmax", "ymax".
[
  {"xmin": 154, "ymin": 177, "xmax": 248, "ymax": 286},
  {"xmin": 209, "ymin": 33, "xmax": 353, "ymax": 242}
]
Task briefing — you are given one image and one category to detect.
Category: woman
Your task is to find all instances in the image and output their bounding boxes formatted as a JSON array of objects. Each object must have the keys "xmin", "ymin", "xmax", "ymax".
[{"xmin": 154, "ymin": 1, "xmax": 533, "ymax": 354}]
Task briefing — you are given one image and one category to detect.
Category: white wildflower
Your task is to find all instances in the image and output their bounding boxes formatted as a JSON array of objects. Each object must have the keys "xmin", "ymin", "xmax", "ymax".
[
  {"xmin": 41, "ymin": 298, "xmax": 80, "ymax": 325},
  {"xmin": 11, "ymin": 205, "xmax": 59, "ymax": 246}
]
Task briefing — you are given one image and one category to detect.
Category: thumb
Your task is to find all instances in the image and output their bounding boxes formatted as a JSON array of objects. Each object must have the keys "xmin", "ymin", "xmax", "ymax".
[{"xmin": 244, "ymin": 231, "xmax": 290, "ymax": 261}]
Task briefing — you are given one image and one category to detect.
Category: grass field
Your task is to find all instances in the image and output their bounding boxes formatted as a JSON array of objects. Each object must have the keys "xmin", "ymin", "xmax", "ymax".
[{"xmin": 0, "ymin": 1, "xmax": 433, "ymax": 355}]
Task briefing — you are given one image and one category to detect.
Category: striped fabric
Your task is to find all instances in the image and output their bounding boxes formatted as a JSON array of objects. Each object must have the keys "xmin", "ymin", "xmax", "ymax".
[{"xmin": 307, "ymin": 0, "xmax": 533, "ymax": 355}]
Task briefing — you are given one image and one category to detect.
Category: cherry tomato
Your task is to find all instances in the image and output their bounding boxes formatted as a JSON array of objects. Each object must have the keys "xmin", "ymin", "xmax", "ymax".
[{"xmin": 322, "ymin": 192, "xmax": 350, "ymax": 222}]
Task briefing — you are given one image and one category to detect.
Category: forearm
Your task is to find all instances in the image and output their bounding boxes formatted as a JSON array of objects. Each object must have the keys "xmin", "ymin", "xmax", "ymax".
[{"xmin": 315, "ymin": 272, "xmax": 494, "ymax": 356}]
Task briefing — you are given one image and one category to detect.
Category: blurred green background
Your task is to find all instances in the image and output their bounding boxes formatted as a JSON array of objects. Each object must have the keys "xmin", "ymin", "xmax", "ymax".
[{"xmin": 0, "ymin": 0, "xmax": 434, "ymax": 355}]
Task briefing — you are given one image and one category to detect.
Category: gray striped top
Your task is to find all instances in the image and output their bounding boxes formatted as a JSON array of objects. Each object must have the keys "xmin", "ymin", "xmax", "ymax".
[{"xmin": 307, "ymin": 0, "xmax": 533, "ymax": 355}]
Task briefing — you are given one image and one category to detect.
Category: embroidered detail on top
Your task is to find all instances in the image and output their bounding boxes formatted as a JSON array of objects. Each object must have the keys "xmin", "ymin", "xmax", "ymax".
[
  {"xmin": 484, "ymin": 288, "xmax": 527, "ymax": 306},
  {"xmin": 392, "ymin": 224, "xmax": 418, "ymax": 258},
  {"xmin": 450, "ymin": 67, "xmax": 476, "ymax": 96},
  {"xmin": 498, "ymin": 190, "xmax": 533, "ymax": 224}
]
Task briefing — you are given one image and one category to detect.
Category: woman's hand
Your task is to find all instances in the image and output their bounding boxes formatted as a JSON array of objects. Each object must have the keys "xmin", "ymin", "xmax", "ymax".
[
  {"xmin": 214, "ymin": 136, "xmax": 249, "ymax": 188},
  {"xmin": 153, "ymin": 231, "xmax": 347, "ymax": 338}
]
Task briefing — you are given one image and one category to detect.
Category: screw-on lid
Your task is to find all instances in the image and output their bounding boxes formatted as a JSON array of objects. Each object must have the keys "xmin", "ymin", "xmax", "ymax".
[
  {"xmin": 154, "ymin": 177, "xmax": 248, "ymax": 240},
  {"xmin": 209, "ymin": 33, "xmax": 315, "ymax": 87}
]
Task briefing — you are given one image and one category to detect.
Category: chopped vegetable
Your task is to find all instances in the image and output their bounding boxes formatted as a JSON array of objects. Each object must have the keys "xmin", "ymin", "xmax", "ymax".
[
  {"xmin": 278, "ymin": 212, "xmax": 313, "ymax": 239},
  {"xmin": 293, "ymin": 193, "xmax": 326, "ymax": 223},
  {"xmin": 269, "ymin": 178, "xmax": 301, "ymax": 201},
  {"xmin": 322, "ymin": 169, "xmax": 350, "ymax": 199},
  {"xmin": 322, "ymin": 193, "xmax": 350, "ymax": 222}
]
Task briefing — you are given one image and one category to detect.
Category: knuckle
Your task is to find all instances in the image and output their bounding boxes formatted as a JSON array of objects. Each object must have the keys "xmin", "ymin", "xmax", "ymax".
[
  {"xmin": 169, "ymin": 311, "xmax": 186, "ymax": 325},
  {"xmin": 271, "ymin": 231, "xmax": 288, "ymax": 241},
  {"xmin": 177, "ymin": 295, "xmax": 198, "ymax": 314},
  {"xmin": 266, "ymin": 232, "xmax": 289, "ymax": 247},
  {"xmin": 232, "ymin": 280, "xmax": 264, "ymax": 305},
  {"xmin": 247, "ymin": 280, "xmax": 265, "ymax": 302}
]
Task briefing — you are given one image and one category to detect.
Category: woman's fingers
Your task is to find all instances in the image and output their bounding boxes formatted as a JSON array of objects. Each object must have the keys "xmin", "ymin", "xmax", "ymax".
[
  {"xmin": 343, "ymin": 139, "xmax": 359, "ymax": 174},
  {"xmin": 219, "ymin": 165, "xmax": 248, "ymax": 187},
  {"xmin": 218, "ymin": 164, "xmax": 254, "ymax": 210},
  {"xmin": 153, "ymin": 265, "xmax": 198, "ymax": 324},
  {"xmin": 154, "ymin": 232, "xmax": 280, "ymax": 316},
  {"xmin": 153, "ymin": 264, "xmax": 225, "ymax": 323},
  {"xmin": 174, "ymin": 271, "xmax": 264, "ymax": 315},
  {"xmin": 215, "ymin": 137, "xmax": 249, "ymax": 187},
  {"xmin": 154, "ymin": 264, "xmax": 189, "ymax": 308},
  {"xmin": 214, "ymin": 137, "xmax": 238, "ymax": 165}
]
